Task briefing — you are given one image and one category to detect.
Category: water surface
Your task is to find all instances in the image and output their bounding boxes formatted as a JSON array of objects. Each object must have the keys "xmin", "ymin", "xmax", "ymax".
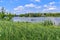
[{"xmin": 12, "ymin": 17, "xmax": 60, "ymax": 25}]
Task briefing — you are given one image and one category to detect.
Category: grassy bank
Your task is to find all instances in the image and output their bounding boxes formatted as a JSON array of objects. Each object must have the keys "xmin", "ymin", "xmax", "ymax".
[{"xmin": 0, "ymin": 21, "xmax": 60, "ymax": 40}]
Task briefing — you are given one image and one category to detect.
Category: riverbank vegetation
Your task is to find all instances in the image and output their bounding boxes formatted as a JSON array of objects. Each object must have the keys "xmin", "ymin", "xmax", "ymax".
[
  {"xmin": 0, "ymin": 7, "xmax": 60, "ymax": 21},
  {"xmin": 0, "ymin": 21, "xmax": 60, "ymax": 40},
  {"xmin": 19, "ymin": 13, "xmax": 60, "ymax": 17}
]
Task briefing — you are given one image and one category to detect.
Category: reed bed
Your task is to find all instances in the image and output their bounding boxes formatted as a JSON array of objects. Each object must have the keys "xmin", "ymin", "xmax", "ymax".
[{"xmin": 0, "ymin": 21, "xmax": 60, "ymax": 40}]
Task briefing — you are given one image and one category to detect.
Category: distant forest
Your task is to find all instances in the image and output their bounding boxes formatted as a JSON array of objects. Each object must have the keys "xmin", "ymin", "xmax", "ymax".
[{"xmin": 19, "ymin": 13, "xmax": 60, "ymax": 17}]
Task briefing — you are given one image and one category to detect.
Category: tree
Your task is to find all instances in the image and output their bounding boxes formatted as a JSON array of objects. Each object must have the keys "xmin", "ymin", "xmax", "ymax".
[{"xmin": 0, "ymin": 7, "xmax": 5, "ymax": 19}]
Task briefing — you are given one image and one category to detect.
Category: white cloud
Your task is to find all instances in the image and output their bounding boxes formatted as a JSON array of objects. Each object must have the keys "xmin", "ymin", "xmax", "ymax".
[
  {"xmin": 35, "ymin": 0, "xmax": 40, "ymax": 2},
  {"xmin": 14, "ymin": 3, "xmax": 41, "ymax": 11},
  {"xmin": 0, "ymin": 7, "xmax": 2, "ymax": 12},
  {"xmin": 49, "ymin": 1, "xmax": 55, "ymax": 5},
  {"xmin": 25, "ymin": 3, "xmax": 41, "ymax": 9},
  {"xmin": 31, "ymin": 0, "xmax": 40, "ymax": 2},
  {"xmin": 9, "ymin": 0, "xmax": 18, "ymax": 3},
  {"xmin": 14, "ymin": 6, "xmax": 24, "ymax": 11},
  {"xmin": 44, "ymin": 5, "xmax": 48, "ymax": 8},
  {"xmin": 35, "ymin": 6, "xmax": 41, "ymax": 9},
  {"xmin": 47, "ymin": 6, "xmax": 56, "ymax": 10},
  {"xmin": 48, "ymin": 7, "xmax": 56, "ymax": 10},
  {"xmin": 43, "ymin": 6, "xmax": 57, "ymax": 12},
  {"xmin": 43, "ymin": 1, "xmax": 56, "ymax": 10},
  {"xmin": 25, "ymin": 3, "xmax": 36, "ymax": 8},
  {"xmin": 43, "ymin": 3, "xmax": 57, "ymax": 12},
  {"xmin": 13, "ymin": 3, "xmax": 41, "ymax": 14},
  {"xmin": 44, "ymin": 1, "xmax": 56, "ymax": 8},
  {"xmin": 0, "ymin": 7, "xmax": 2, "ymax": 9}
]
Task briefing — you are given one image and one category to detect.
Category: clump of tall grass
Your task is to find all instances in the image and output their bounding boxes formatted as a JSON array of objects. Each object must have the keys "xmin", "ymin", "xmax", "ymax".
[
  {"xmin": 42, "ymin": 20, "xmax": 54, "ymax": 26},
  {"xmin": 0, "ymin": 21, "xmax": 60, "ymax": 40}
]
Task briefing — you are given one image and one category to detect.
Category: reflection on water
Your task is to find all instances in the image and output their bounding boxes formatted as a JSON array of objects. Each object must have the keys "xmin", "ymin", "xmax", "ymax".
[{"xmin": 12, "ymin": 17, "xmax": 60, "ymax": 25}]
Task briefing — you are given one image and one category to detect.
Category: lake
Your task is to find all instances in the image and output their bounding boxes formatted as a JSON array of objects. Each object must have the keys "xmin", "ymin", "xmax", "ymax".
[{"xmin": 12, "ymin": 17, "xmax": 60, "ymax": 25}]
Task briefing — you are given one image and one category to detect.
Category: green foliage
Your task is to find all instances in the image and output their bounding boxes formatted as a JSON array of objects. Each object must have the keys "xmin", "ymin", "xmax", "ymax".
[
  {"xmin": 0, "ymin": 12, "xmax": 5, "ymax": 19},
  {"xmin": 5, "ymin": 13, "xmax": 14, "ymax": 21},
  {"xmin": 0, "ymin": 21, "xmax": 60, "ymax": 40},
  {"xmin": 19, "ymin": 13, "xmax": 60, "ymax": 17},
  {"xmin": 19, "ymin": 13, "xmax": 42, "ymax": 17}
]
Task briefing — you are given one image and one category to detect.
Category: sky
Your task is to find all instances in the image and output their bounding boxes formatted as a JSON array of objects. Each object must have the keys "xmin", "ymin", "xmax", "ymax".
[{"xmin": 0, "ymin": 0, "xmax": 60, "ymax": 14}]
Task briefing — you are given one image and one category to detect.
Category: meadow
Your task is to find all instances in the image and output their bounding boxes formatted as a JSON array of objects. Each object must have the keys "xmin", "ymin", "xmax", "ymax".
[{"xmin": 0, "ymin": 21, "xmax": 60, "ymax": 40}]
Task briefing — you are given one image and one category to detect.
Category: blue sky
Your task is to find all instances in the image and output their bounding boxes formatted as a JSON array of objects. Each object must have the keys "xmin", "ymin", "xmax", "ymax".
[{"xmin": 0, "ymin": 0, "xmax": 60, "ymax": 14}]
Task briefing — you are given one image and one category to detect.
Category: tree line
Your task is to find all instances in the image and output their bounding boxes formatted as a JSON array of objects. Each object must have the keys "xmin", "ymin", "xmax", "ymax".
[{"xmin": 19, "ymin": 13, "xmax": 60, "ymax": 17}]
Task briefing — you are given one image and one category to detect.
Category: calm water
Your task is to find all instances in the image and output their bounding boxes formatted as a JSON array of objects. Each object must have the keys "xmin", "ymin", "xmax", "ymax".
[{"xmin": 12, "ymin": 17, "xmax": 60, "ymax": 25}]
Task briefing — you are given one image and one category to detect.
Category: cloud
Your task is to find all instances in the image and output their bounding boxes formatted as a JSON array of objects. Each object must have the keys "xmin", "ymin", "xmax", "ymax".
[
  {"xmin": 44, "ymin": 1, "xmax": 55, "ymax": 8},
  {"xmin": 48, "ymin": 7, "xmax": 56, "ymax": 10},
  {"xmin": 31, "ymin": 0, "xmax": 40, "ymax": 2},
  {"xmin": 35, "ymin": 0, "xmax": 40, "ymax": 2},
  {"xmin": 14, "ymin": 3, "xmax": 41, "ymax": 10},
  {"xmin": 43, "ymin": 2, "xmax": 57, "ymax": 12},
  {"xmin": 0, "ymin": 7, "xmax": 2, "ymax": 12},
  {"xmin": 25, "ymin": 3, "xmax": 41, "ymax": 8},
  {"xmin": 9, "ymin": 0, "xmax": 18, "ymax": 3},
  {"xmin": 43, "ymin": 6, "xmax": 57, "ymax": 12},
  {"xmin": 44, "ymin": 5, "xmax": 48, "ymax": 8},
  {"xmin": 0, "ymin": 7, "xmax": 2, "ymax": 9},
  {"xmin": 35, "ymin": 6, "xmax": 41, "ymax": 9},
  {"xmin": 14, "ymin": 6, "xmax": 24, "ymax": 11},
  {"xmin": 14, "ymin": 3, "xmax": 41, "ymax": 14},
  {"xmin": 25, "ymin": 3, "xmax": 36, "ymax": 8},
  {"xmin": 44, "ymin": 5, "xmax": 56, "ymax": 10},
  {"xmin": 42, "ymin": 7, "xmax": 56, "ymax": 12},
  {"xmin": 25, "ymin": 3, "xmax": 41, "ymax": 9},
  {"xmin": 49, "ymin": 1, "xmax": 55, "ymax": 5}
]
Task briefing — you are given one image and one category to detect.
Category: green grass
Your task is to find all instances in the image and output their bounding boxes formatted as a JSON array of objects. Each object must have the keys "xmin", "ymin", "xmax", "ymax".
[{"xmin": 0, "ymin": 21, "xmax": 60, "ymax": 40}]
